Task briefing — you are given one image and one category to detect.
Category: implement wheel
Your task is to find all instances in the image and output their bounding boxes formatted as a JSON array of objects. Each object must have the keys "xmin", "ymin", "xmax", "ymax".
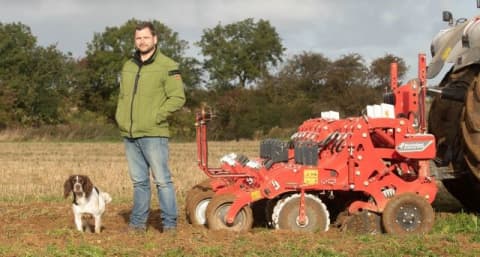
[
  {"xmin": 206, "ymin": 194, "xmax": 253, "ymax": 231},
  {"xmin": 382, "ymin": 193, "xmax": 434, "ymax": 234},
  {"xmin": 272, "ymin": 194, "xmax": 329, "ymax": 232},
  {"xmin": 185, "ymin": 179, "xmax": 214, "ymax": 225},
  {"xmin": 337, "ymin": 210, "xmax": 383, "ymax": 234}
]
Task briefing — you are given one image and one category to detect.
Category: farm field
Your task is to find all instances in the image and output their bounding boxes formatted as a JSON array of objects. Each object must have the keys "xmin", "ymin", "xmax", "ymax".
[{"xmin": 0, "ymin": 141, "xmax": 480, "ymax": 257}]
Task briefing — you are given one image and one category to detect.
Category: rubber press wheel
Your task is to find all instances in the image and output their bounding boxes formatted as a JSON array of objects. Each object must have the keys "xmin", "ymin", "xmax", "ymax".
[
  {"xmin": 382, "ymin": 193, "xmax": 435, "ymax": 234},
  {"xmin": 206, "ymin": 194, "xmax": 253, "ymax": 232},
  {"xmin": 185, "ymin": 179, "xmax": 214, "ymax": 225}
]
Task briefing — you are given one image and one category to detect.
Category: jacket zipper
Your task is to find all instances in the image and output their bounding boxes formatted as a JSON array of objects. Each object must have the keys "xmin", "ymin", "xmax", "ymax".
[{"xmin": 128, "ymin": 66, "xmax": 142, "ymax": 137}]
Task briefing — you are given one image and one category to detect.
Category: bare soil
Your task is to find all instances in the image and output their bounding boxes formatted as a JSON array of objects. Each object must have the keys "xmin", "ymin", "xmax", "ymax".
[
  {"xmin": 1, "ymin": 199, "xmax": 479, "ymax": 257},
  {"xmin": 0, "ymin": 141, "xmax": 478, "ymax": 256}
]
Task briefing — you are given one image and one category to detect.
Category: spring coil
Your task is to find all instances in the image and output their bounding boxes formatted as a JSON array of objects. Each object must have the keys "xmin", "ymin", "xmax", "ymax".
[{"xmin": 382, "ymin": 188, "xmax": 396, "ymax": 198}]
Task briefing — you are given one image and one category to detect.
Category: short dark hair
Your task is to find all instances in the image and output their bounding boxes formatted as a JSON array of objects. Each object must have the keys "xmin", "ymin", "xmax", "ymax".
[{"xmin": 135, "ymin": 21, "xmax": 156, "ymax": 36}]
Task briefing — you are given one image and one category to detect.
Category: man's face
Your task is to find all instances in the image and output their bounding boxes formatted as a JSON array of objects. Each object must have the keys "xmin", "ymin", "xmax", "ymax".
[{"xmin": 134, "ymin": 28, "xmax": 157, "ymax": 54}]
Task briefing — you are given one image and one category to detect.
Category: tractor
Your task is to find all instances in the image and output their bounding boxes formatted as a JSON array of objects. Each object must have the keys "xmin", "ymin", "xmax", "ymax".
[
  {"xmin": 185, "ymin": 54, "xmax": 438, "ymax": 234},
  {"xmin": 426, "ymin": 2, "xmax": 480, "ymax": 212}
]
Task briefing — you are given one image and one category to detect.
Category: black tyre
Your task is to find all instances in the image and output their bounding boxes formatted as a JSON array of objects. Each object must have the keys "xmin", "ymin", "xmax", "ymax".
[
  {"xmin": 462, "ymin": 73, "xmax": 480, "ymax": 181},
  {"xmin": 185, "ymin": 179, "xmax": 213, "ymax": 225},
  {"xmin": 265, "ymin": 198, "xmax": 278, "ymax": 227},
  {"xmin": 206, "ymin": 194, "xmax": 253, "ymax": 232},
  {"xmin": 382, "ymin": 193, "xmax": 434, "ymax": 234},
  {"xmin": 428, "ymin": 66, "xmax": 480, "ymax": 212}
]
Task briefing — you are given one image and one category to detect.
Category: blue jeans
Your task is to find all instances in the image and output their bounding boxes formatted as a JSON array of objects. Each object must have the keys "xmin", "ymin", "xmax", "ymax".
[{"xmin": 124, "ymin": 137, "xmax": 177, "ymax": 229}]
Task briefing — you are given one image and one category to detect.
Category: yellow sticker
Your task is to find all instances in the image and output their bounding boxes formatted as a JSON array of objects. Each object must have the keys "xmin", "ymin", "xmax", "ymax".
[
  {"xmin": 441, "ymin": 47, "xmax": 451, "ymax": 61},
  {"xmin": 304, "ymin": 169, "xmax": 318, "ymax": 185},
  {"xmin": 250, "ymin": 190, "xmax": 262, "ymax": 201}
]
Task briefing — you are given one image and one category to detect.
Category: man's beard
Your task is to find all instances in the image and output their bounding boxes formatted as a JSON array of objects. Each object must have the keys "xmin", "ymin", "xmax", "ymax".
[{"xmin": 139, "ymin": 45, "xmax": 155, "ymax": 55}]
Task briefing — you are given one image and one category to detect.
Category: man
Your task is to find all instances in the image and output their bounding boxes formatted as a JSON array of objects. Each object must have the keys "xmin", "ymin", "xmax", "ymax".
[{"xmin": 115, "ymin": 21, "xmax": 186, "ymax": 232}]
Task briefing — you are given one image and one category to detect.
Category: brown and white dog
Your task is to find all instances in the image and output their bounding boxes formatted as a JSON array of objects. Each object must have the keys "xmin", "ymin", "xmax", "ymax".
[{"xmin": 63, "ymin": 175, "xmax": 112, "ymax": 233}]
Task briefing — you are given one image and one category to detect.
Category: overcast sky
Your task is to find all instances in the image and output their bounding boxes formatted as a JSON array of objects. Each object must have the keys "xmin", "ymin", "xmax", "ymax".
[{"xmin": 1, "ymin": 0, "xmax": 479, "ymax": 82}]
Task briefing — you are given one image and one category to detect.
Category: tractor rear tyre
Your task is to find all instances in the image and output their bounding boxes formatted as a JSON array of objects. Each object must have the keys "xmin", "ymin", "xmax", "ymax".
[
  {"xmin": 272, "ymin": 194, "xmax": 330, "ymax": 232},
  {"xmin": 206, "ymin": 194, "xmax": 253, "ymax": 232},
  {"xmin": 382, "ymin": 193, "xmax": 435, "ymax": 234},
  {"xmin": 461, "ymin": 69, "xmax": 480, "ymax": 183},
  {"xmin": 185, "ymin": 179, "xmax": 214, "ymax": 225},
  {"xmin": 428, "ymin": 66, "xmax": 480, "ymax": 212}
]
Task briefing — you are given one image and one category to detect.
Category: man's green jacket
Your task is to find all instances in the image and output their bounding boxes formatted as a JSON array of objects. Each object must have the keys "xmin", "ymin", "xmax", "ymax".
[{"xmin": 115, "ymin": 49, "xmax": 186, "ymax": 138}]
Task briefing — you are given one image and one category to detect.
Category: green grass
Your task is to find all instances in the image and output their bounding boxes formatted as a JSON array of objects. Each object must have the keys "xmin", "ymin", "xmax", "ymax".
[
  {"xmin": 433, "ymin": 212, "xmax": 479, "ymax": 234},
  {"xmin": 241, "ymin": 244, "xmax": 345, "ymax": 257},
  {"xmin": 197, "ymin": 246, "xmax": 223, "ymax": 257},
  {"xmin": 46, "ymin": 228, "xmax": 75, "ymax": 238},
  {"xmin": 0, "ymin": 245, "xmax": 12, "ymax": 256},
  {"xmin": 0, "ymin": 243, "xmax": 106, "ymax": 257},
  {"xmin": 471, "ymin": 233, "xmax": 480, "ymax": 243},
  {"xmin": 65, "ymin": 243, "xmax": 106, "ymax": 257}
]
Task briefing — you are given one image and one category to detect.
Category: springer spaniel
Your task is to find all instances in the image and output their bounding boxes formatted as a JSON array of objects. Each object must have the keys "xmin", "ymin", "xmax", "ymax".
[{"xmin": 63, "ymin": 175, "xmax": 112, "ymax": 233}]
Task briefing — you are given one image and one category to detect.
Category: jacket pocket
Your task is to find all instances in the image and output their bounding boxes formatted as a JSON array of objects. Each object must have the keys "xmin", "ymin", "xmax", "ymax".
[
  {"xmin": 155, "ymin": 111, "xmax": 167, "ymax": 124},
  {"xmin": 115, "ymin": 93, "xmax": 130, "ymax": 132}
]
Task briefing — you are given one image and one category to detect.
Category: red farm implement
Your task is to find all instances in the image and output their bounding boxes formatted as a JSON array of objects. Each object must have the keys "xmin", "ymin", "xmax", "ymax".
[{"xmin": 186, "ymin": 54, "xmax": 437, "ymax": 234}]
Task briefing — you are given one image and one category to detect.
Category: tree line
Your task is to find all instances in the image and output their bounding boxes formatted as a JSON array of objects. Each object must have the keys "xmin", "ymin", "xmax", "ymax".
[{"xmin": 0, "ymin": 18, "xmax": 408, "ymax": 141}]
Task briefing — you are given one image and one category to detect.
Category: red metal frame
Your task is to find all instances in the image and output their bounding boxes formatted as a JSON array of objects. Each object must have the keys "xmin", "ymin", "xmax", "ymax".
[
  {"xmin": 195, "ymin": 54, "xmax": 438, "ymax": 225},
  {"xmin": 195, "ymin": 110, "xmax": 247, "ymax": 178},
  {"xmin": 418, "ymin": 53, "xmax": 428, "ymax": 133}
]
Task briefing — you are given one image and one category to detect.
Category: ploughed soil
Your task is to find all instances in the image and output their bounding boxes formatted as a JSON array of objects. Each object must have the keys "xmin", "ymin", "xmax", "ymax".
[{"xmin": 1, "ymin": 189, "xmax": 480, "ymax": 257}]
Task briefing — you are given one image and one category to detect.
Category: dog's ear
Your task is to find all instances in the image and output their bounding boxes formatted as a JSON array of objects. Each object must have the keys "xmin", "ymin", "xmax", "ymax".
[
  {"xmin": 63, "ymin": 176, "xmax": 73, "ymax": 198},
  {"xmin": 83, "ymin": 176, "xmax": 94, "ymax": 198}
]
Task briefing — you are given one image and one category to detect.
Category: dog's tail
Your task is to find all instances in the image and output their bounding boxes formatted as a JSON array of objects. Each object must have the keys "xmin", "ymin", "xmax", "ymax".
[{"xmin": 101, "ymin": 192, "xmax": 112, "ymax": 204}]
